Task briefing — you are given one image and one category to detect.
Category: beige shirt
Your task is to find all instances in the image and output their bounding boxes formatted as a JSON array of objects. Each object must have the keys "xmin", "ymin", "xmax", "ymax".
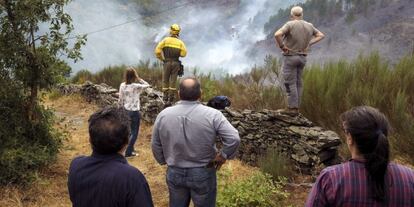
[{"xmin": 276, "ymin": 20, "xmax": 320, "ymax": 55}]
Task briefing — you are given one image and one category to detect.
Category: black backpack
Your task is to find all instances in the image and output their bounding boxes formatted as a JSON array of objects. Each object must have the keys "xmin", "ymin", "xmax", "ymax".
[{"xmin": 207, "ymin": 96, "xmax": 231, "ymax": 110}]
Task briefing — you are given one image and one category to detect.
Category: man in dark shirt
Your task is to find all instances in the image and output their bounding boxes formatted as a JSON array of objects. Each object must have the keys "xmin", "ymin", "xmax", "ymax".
[{"xmin": 68, "ymin": 107, "xmax": 154, "ymax": 207}]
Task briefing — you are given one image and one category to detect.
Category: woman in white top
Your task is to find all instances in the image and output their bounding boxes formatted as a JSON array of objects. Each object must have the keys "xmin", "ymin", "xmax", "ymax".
[{"xmin": 118, "ymin": 67, "xmax": 150, "ymax": 157}]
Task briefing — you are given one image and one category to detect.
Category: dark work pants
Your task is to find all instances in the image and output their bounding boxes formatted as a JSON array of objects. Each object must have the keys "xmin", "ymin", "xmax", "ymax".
[{"xmin": 163, "ymin": 61, "xmax": 181, "ymax": 104}]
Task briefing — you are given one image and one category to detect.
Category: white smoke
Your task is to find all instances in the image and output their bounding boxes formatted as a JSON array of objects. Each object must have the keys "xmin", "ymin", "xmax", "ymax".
[{"xmin": 65, "ymin": 0, "xmax": 304, "ymax": 74}]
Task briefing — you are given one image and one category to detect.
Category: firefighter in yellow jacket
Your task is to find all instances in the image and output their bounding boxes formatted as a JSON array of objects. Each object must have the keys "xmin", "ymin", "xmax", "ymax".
[{"xmin": 155, "ymin": 24, "xmax": 187, "ymax": 106}]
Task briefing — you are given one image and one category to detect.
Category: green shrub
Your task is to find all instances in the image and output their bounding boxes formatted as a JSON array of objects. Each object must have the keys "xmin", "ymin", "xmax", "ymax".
[
  {"xmin": 71, "ymin": 60, "xmax": 164, "ymax": 90},
  {"xmin": 258, "ymin": 148, "xmax": 293, "ymax": 181},
  {"xmin": 71, "ymin": 69, "xmax": 93, "ymax": 84},
  {"xmin": 47, "ymin": 89, "xmax": 64, "ymax": 101},
  {"xmin": 217, "ymin": 170, "xmax": 289, "ymax": 207},
  {"xmin": 71, "ymin": 53, "xmax": 414, "ymax": 163},
  {"xmin": 0, "ymin": 79, "xmax": 62, "ymax": 185},
  {"xmin": 92, "ymin": 65, "xmax": 126, "ymax": 89},
  {"xmin": 301, "ymin": 53, "xmax": 414, "ymax": 162}
]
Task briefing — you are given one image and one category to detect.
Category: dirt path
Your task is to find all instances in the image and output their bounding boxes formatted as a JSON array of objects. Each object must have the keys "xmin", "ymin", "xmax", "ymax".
[{"xmin": 0, "ymin": 95, "xmax": 265, "ymax": 207}]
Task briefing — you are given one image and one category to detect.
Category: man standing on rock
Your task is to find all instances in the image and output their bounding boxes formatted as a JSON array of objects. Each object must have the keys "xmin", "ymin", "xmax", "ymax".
[
  {"xmin": 155, "ymin": 24, "xmax": 187, "ymax": 107},
  {"xmin": 275, "ymin": 6, "xmax": 325, "ymax": 115},
  {"xmin": 151, "ymin": 77, "xmax": 240, "ymax": 207}
]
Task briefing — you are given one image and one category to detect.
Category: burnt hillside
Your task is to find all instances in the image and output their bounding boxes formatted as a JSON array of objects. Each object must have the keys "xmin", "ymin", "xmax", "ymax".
[{"xmin": 253, "ymin": 0, "xmax": 414, "ymax": 64}]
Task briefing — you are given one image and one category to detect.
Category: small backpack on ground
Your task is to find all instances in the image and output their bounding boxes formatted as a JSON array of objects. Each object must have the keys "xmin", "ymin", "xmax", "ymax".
[{"xmin": 207, "ymin": 96, "xmax": 231, "ymax": 110}]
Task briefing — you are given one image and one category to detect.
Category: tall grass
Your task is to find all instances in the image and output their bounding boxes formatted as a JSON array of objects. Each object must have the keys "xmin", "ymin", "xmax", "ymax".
[
  {"xmin": 71, "ymin": 53, "xmax": 414, "ymax": 163},
  {"xmin": 301, "ymin": 53, "xmax": 414, "ymax": 162},
  {"xmin": 71, "ymin": 60, "xmax": 163, "ymax": 89},
  {"xmin": 258, "ymin": 148, "xmax": 294, "ymax": 181}
]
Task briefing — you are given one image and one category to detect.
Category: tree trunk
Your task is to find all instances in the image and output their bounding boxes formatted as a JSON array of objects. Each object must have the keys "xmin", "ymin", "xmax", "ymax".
[
  {"xmin": 5, "ymin": 0, "xmax": 39, "ymax": 120},
  {"xmin": 29, "ymin": 26, "xmax": 39, "ymax": 121}
]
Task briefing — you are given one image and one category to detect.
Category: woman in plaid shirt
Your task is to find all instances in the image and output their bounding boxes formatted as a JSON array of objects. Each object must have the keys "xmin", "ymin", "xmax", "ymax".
[{"xmin": 306, "ymin": 106, "xmax": 414, "ymax": 207}]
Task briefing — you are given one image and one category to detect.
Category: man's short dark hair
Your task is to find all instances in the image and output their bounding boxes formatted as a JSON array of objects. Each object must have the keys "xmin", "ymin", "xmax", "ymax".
[
  {"xmin": 88, "ymin": 107, "xmax": 130, "ymax": 154},
  {"xmin": 179, "ymin": 77, "xmax": 201, "ymax": 101}
]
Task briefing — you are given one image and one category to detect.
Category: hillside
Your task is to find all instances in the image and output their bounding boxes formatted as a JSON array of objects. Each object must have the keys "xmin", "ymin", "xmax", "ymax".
[{"xmin": 254, "ymin": 0, "xmax": 414, "ymax": 64}]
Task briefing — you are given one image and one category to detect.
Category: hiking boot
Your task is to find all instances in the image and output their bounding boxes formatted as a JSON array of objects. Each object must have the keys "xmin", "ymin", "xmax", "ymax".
[{"xmin": 277, "ymin": 108, "xmax": 299, "ymax": 116}]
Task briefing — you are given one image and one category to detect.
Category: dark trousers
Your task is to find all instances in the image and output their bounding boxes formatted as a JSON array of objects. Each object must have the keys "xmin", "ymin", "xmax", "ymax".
[
  {"xmin": 125, "ymin": 110, "xmax": 140, "ymax": 156},
  {"xmin": 163, "ymin": 61, "xmax": 181, "ymax": 103}
]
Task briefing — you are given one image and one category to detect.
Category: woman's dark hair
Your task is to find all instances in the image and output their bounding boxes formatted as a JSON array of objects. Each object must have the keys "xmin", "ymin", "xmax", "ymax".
[
  {"xmin": 340, "ymin": 106, "xmax": 391, "ymax": 202},
  {"xmin": 179, "ymin": 77, "xmax": 201, "ymax": 101},
  {"xmin": 88, "ymin": 107, "xmax": 130, "ymax": 154},
  {"xmin": 124, "ymin": 67, "xmax": 138, "ymax": 84}
]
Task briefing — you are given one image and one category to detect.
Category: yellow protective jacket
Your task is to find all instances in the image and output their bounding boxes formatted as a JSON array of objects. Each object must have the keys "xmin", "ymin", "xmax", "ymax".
[{"xmin": 154, "ymin": 36, "xmax": 187, "ymax": 61}]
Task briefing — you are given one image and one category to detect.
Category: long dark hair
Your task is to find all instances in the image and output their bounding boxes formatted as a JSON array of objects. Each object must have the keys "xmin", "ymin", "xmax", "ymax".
[
  {"xmin": 340, "ymin": 106, "xmax": 390, "ymax": 202},
  {"xmin": 124, "ymin": 67, "xmax": 138, "ymax": 84}
]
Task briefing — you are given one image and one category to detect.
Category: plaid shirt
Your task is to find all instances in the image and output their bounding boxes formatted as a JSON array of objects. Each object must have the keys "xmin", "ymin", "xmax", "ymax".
[{"xmin": 306, "ymin": 160, "xmax": 414, "ymax": 207}]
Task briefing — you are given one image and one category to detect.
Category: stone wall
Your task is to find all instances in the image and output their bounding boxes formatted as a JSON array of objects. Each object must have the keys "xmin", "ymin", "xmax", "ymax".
[
  {"xmin": 58, "ymin": 82, "xmax": 342, "ymax": 174},
  {"xmin": 222, "ymin": 108, "xmax": 341, "ymax": 173},
  {"xmin": 57, "ymin": 81, "xmax": 164, "ymax": 123}
]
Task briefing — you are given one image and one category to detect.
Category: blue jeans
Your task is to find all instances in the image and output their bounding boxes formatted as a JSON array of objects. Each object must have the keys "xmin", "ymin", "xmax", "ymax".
[
  {"xmin": 166, "ymin": 167, "xmax": 217, "ymax": 207},
  {"xmin": 125, "ymin": 110, "xmax": 140, "ymax": 156}
]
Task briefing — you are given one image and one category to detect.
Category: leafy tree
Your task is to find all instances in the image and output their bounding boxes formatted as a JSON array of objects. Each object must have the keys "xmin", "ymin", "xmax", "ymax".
[
  {"xmin": 0, "ymin": 0, "xmax": 86, "ymax": 119},
  {"xmin": 0, "ymin": 0, "xmax": 85, "ymax": 184}
]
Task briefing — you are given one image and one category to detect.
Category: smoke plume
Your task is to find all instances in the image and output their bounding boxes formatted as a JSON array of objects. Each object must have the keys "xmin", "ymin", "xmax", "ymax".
[{"xmin": 65, "ymin": 0, "xmax": 303, "ymax": 74}]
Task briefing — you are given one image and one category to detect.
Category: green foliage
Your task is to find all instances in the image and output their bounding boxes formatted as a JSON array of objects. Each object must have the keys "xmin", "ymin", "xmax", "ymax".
[
  {"xmin": 199, "ymin": 73, "xmax": 219, "ymax": 101},
  {"xmin": 0, "ymin": 0, "xmax": 85, "ymax": 95},
  {"xmin": 264, "ymin": 0, "xmax": 380, "ymax": 35},
  {"xmin": 0, "ymin": 0, "xmax": 82, "ymax": 185},
  {"xmin": 92, "ymin": 65, "xmax": 126, "ymax": 89},
  {"xmin": 192, "ymin": 55, "xmax": 285, "ymax": 109},
  {"xmin": 71, "ymin": 69, "xmax": 93, "ymax": 84},
  {"xmin": 264, "ymin": 0, "xmax": 344, "ymax": 34},
  {"xmin": 301, "ymin": 53, "xmax": 414, "ymax": 162},
  {"xmin": 71, "ymin": 60, "xmax": 163, "ymax": 89},
  {"xmin": 0, "ymin": 78, "xmax": 62, "ymax": 185},
  {"xmin": 217, "ymin": 170, "xmax": 289, "ymax": 207},
  {"xmin": 73, "ymin": 53, "xmax": 414, "ymax": 163},
  {"xmin": 258, "ymin": 148, "xmax": 293, "ymax": 181},
  {"xmin": 47, "ymin": 89, "xmax": 64, "ymax": 101}
]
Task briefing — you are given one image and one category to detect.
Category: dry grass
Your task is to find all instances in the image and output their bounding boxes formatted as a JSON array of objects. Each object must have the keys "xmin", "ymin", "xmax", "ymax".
[{"xmin": 0, "ymin": 95, "xmax": 266, "ymax": 207}]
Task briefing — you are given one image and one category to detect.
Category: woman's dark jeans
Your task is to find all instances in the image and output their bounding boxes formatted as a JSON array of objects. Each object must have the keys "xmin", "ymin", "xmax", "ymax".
[{"xmin": 126, "ymin": 110, "xmax": 140, "ymax": 156}]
